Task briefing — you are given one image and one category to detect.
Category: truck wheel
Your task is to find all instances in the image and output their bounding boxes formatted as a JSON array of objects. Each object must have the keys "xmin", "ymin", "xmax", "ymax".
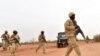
[{"xmin": 57, "ymin": 43, "xmax": 60, "ymax": 48}]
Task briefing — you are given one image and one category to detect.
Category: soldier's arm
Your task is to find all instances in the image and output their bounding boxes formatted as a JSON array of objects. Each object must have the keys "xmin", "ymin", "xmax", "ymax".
[
  {"xmin": 15, "ymin": 35, "xmax": 20, "ymax": 43},
  {"xmin": 64, "ymin": 20, "xmax": 75, "ymax": 32},
  {"xmin": 38, "ymin": 35, "xmax": 41, "ymax": 41},
  {"xmin": 1, "ymin": 34, "xmax": 4, "ymax": 41},
  {"xmin": 7, "ymin": 34, "xmax": 10, "ymax": 40},
  {"xmin": 10, "ymin": 35, "xmax": 16, "ymax": 40},
  {"xmin": 8, "ymin": 34, "xmax": 10, "ymax": 38},
  {"xmin": 1, "ymin": 34, "xmax": 3, "ymax": 38}
]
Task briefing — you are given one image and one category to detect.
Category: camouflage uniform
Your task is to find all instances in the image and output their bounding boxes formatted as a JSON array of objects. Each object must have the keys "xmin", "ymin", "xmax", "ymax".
[
  {"xmin": 10, "ymin": 30, "xmax": 20, "ymax": 55},
  {"xmin": 36, "ymin": 31, "xmax": 46, "ymax": 54},
  {"xmin": 64, "ymin": 12, "xmax": 81, "ymax": 56},
  {"xmin": 1, "ymin": 31, "xmax": 10, "ymax": 51}
]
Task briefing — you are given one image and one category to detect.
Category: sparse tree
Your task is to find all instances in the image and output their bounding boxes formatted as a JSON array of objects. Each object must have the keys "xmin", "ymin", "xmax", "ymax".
[{"xmin": 93, "ymin": 34, "xmax": 100, "ymax": 42}]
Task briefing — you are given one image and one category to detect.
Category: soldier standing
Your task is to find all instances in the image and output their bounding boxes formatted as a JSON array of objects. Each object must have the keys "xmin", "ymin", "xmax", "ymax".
[
  {"xmin": 64, "ymin": 12, "xmax": 85, "ymax": 56},
  {"xmin": 36, "ymin": 31, "xmax": 47, "ymax": 54},
  {"xmin": 10, "ymin": 30, "xmax": 20, "ymax": 55},
  {"xmin": 1, "ymin": 30, "xmax": 10, "ymax": 51},
  {"xmin": 86, "ymin": 35, "xmax": 89, "ymax": 43}
]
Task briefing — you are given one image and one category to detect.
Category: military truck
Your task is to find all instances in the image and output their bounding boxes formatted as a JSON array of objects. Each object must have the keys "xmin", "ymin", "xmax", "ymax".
[
  {"xmin": 57, "ymin": 32, "xmax": 68, "ymax": 48},
  {"xmin": 0, "ymin": 43, "xmax": 2, "ymax": 47}
]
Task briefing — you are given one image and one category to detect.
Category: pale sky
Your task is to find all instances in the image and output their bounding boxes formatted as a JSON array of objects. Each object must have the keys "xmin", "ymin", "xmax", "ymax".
[{"xmin": 0, "ymin": 0, "xmax": 100, "ymax": 42}]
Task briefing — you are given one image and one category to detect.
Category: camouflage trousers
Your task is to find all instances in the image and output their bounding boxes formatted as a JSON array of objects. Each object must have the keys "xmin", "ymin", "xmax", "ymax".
[
  {"xmin": 2, "ymin": 39, "xmax": 9, "ymax": 51},
  {"xmin": 36, "ymin": 42, "xmax": 45, "ymax": 53},
  {"xmin": 11, "ymin": 42, "xmax": 19, "ymax": 54},
  {"xmin": 65, "ymin": 36, "xmax": 81, "ymax": 56}
]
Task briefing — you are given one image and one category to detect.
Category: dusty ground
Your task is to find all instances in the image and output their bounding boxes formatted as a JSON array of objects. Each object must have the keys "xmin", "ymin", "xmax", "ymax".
[{"xmin": 0, "ymin": 41, "xmax": 100, "ymax": 56}]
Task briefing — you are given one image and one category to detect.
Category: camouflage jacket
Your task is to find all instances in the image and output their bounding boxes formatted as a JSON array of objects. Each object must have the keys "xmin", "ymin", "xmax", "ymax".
[
  {"xmin": 64, "ymin": 19, "xmax": 76, "ymax": 37},
  {"xmin": 38, "ymin": 34, "xmax": 46, "ymax": 43}
]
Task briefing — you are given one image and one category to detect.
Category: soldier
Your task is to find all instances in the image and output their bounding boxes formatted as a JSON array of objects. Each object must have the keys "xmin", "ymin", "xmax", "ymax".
[
  {"xmin": 10, "ymin": 30, "xmax": 20, "ymax": 55},
  {"xmin": 64, "ymin": 12, "xmax": 85, "ymax": 56},
  {"xmin": 1, "ymin": 30, "xmax": 10, "ymax": 51},
  {"xmin": 36, "ymin": 31, "xmax": 47, "ymax": 54},
  {"xmin": 86, "ymin": 35, "xmax": 89, "ymax": 43}
]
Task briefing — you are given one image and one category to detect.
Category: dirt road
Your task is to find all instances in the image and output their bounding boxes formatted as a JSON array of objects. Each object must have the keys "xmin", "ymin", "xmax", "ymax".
[{"xmin": 0, "ymin": 41, "xmax": 100, "ymax": 56}]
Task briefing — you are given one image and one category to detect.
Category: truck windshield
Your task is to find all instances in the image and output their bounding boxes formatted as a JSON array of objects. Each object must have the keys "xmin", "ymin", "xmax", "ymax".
[{"xmin": 61, "ymin": 34, "xmax": 66, "ymax": 38}]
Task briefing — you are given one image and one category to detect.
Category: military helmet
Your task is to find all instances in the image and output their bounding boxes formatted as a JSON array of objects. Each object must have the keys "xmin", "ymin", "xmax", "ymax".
[
  {"xmin": 68, "ymin": 12, "xmax": 75, "ymax": 17},
  {"xmin": 5, "ymin": 30, "xmax": 8, "ymax": 34},
  {"xmin": 13, "ymin": 30, "xmax": 18, "ymax": 34},
  {"xmin": 41, "ymin": 31, "xmax": 44, "ymax": 34}
]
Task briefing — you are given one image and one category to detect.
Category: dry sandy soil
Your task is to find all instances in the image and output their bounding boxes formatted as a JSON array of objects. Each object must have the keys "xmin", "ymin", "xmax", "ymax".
[{"xmin": 0, "ymin": 41, "xmax": 100, "ymax": 56}]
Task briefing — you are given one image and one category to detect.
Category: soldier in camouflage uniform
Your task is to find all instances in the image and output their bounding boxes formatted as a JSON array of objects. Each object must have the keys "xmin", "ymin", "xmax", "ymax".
[
  {"xmin": 64, "ymin": 12, "xmax": 85, "ymax": 56},
  {"xmin": 1, "ymin": 30, "xmax": 10, "ymax": 51},
  {"xmin": 10, "ymin": 30, "xmax": 20, "ymax": 55},
  {"xmin": 36, "ymin": 31, "xmax": 47, "ymax": 54}
]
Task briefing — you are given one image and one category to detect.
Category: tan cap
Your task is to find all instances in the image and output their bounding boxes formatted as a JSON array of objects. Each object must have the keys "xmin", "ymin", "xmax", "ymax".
[{"xmin": 68, "ymin": 12, "xmax": 75, "ymax": 17}]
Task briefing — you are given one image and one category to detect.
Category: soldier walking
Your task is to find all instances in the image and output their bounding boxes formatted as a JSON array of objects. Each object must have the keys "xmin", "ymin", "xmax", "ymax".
[
  {"xmin": 10, "ymin": 30, "xmax": 20, "ymax": 55},
  {"xmin": 36, "ymin": 31, "xmax": 47, "ymax": 54},
  {"xmin": 64, "ymin": 12, "xmax": 85, "ymax": 56},
  {"xmin": 1, "ymin": 30, "xmax": 10, "ymax": 51}
]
